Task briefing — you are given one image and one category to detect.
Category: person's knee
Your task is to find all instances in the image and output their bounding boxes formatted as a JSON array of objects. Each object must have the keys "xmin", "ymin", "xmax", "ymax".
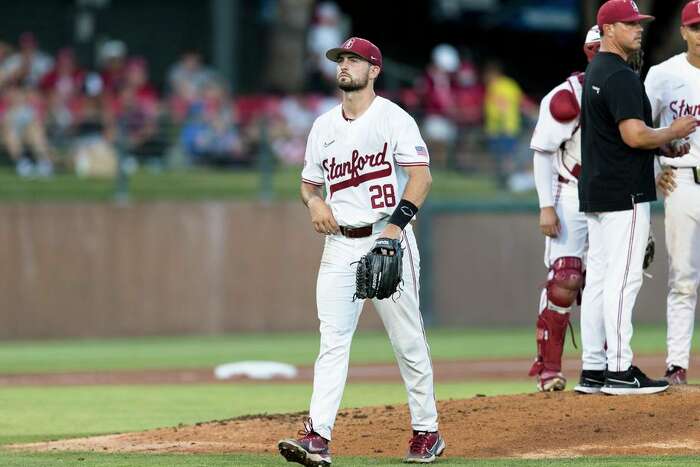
[
  {"xmin": 670, "ymin": 279, "xmax": 699, "ymax": 296},
  {"xmin": 390, "ymin": 333, "xmax": 429, "ymax": 359},
  {"xmin": 547, "ymin": 256, "xmax": 584, "ymax": 309}
]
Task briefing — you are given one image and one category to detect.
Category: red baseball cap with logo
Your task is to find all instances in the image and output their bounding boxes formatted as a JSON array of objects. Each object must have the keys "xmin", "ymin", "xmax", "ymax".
[
  {"xmin": 683, "ymin": 0, "xmax": 700, "ymax": 26},
  {"xmin": 326, "ymin": 37, "xmax": 382, "ymax": 68},
  {"xmin": 597, "ymin": 0, "xmax": 654, "ymax": 30}
]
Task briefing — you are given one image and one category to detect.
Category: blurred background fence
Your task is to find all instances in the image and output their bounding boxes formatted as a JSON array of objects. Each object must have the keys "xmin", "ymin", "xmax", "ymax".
[{"xmin": 0, "ymin": 0, "xmax": 689, "ymax": 338}]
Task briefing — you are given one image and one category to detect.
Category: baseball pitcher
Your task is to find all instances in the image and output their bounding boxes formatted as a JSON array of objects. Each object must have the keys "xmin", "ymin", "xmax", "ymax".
[{"xmin": 277, "ymin": 37, "xmax": 445, "ymax": 466}]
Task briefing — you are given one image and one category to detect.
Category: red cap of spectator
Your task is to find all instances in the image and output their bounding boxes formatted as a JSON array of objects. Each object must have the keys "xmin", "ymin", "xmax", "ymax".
[
  {"xmin": 19, "ymin": 32, "xmax": 37, "ymax": 48},
  {"xmin": 325, "ymin": 37, "xmax": 382, "ymax": 68},
  {"xmin": 57, "ymin": 48, "xmax": 75, "ymax": 63},
  {"xmin": 683, "ymin": 1, "xmax": 700, "ymax": 26},
  {"xmin": 597, "ymin": 0, "xmax": 654, "ymax": 30},
  {"xmin": 126, "ymin": 57, "xmax": 147, "ymax": 71}
]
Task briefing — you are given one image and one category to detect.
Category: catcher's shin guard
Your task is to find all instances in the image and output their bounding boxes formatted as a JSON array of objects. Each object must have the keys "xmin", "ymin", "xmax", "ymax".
[
  {"xmin": 529, "ymin": 257, "xmax": 582, "ymax": 386},
  {"xmin": 528, "ymin": 309, "xmax": 570, "ymax": 376}
]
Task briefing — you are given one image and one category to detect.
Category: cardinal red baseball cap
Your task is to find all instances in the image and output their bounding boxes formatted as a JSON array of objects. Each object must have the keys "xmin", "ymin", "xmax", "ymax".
[
  {"xmin": 597, "ymin": 0, "xmax": 654, "ymax": 30},
  {"xmin": 326, "ymin": 37, "xmax": 382, "ymax": 68},
  {"xmin": 682, "ymin": 1, "xmax": 700, "ymax": 26}
]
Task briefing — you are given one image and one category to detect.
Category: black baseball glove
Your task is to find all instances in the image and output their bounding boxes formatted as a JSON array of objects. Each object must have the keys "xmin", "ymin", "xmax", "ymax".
[
  {"xmin": 643, "ymin": 231, "xmax": 655, "ymax": 270},
  {"xmin": 354, "ymin": 238, "xmax": 403, "ymax": 300}
]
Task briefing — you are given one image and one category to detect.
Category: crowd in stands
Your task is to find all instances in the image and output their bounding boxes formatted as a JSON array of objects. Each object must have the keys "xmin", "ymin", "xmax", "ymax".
[{"xmin": 0, "ymin": 3, "xmax": 537, "ymax": 191}]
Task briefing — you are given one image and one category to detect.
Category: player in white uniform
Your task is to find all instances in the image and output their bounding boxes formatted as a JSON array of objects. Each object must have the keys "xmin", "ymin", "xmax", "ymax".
[
  {"xmin": 277, "ymin": 37, "xmax": 445, "ymax": 466},
  {"xmin": 527, "ymin": 26, "xmax": 601, "ymax": 392},
  {"xmin": 645, "ymin": 0, "xmax": 700, "ymax": 385}
]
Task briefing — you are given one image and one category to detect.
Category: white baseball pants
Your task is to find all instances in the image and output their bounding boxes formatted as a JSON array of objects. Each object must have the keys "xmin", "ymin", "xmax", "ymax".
[
  {"xmin": 580, "ymin": 202, "xmax": 651, "ymax": 373},
  {"xmin": 664, "ymin": 168, "xmax": 700, "ymax": 370},
  {"xmin": 543, "ymin": 183, "xmax": 588, "ymax": 265},
  {"xmin": 539, "ymin": 183, "xmax": 588, "ymax": 311},
  {"xmin": 308, "ymin": 223, "xmax": 438, "ymax": 440}
]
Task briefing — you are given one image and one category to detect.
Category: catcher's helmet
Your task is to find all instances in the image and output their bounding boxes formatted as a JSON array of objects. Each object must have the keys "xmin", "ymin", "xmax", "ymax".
[{"xmin": 583, "ymin": 25, "xmax": 601, "ymax": 63}]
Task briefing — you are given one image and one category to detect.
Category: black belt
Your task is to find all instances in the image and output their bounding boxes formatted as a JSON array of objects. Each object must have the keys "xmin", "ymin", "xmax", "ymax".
[
  {"xmin": 339, "ymin": 225, "xmax": 373, "ymax": 238},
  {"xmin": 669, "ymin": 166, "xmax": 700, "ymax": 184}
]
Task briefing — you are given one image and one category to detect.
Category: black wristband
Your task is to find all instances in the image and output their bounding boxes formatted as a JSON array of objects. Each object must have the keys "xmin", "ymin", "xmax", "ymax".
[{"xmin": 388, "ymin": 199, "xmax": 419, "ymax": 230}]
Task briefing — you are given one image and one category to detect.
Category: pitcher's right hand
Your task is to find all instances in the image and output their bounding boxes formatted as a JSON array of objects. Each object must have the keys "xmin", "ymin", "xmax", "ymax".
[{"xmin": 308, "ymin": 198, "xmax": 339, "ymax": 235}]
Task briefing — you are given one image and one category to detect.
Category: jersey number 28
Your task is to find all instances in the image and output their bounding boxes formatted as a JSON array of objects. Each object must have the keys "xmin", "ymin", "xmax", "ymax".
[{"xmin": 369, "ymin": 184, "xmax": 396, "ymax": 209}]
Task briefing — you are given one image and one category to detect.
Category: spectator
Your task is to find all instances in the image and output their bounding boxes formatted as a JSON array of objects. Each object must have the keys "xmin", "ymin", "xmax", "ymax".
[
  {"xmin": 98, "ymin": 40, "xmax": 127, "ymax": 96},
  {"xmin": 306, "ymin": 2, "xmax": 348, "ymax": 92},
  {"xmin": 40, "ymin": 48, "xmax": 85, "ymax": 99},
  {"xmin": 40, "ymin": 48, "xmax": 86, "ymax": 146},
  {"xmin": 109, "ymin": 58, "xmax": 163, "ymax": 164},
  {"xmin": 72, "ymin": 74, "xmax": 117, "ymax": 178},
  {"xmin": 417, "ymin": 44, "xmax": 462, "ymax": 167},
  {"xmin": 0, "ymin": 40, "xmax": 15, "ymax": 85},
  {"xmin": 482, "ymin": 60, "xmax": 525, "ymax": 188},
  {"xmin": 2, "ymin": 86, "xmax": 54, "ymax": 176},
  {"xmin": 1, "ymin": 32, "xmax": 53, "ymax": 88},
  {"xmin": 167, "ymin": 50, "xmax": 218, "ymax": 123},
  {"xmin": 180, "ymin": 80, "xmax": 246, "ymax": 166},
  {"xmin": 168, "ymin": 50, "xmax": 217, "ymax": 99},
  {"xmin": 453, "ymin": 51, "xmax": 484, "ymax": 127},
  {"xmin": 123, "ymin": 57, "xmax": 158, "ymax": 112},
  {"xmin": 269, "ymin": 93, "xmax": 316, "ymax": 165}
]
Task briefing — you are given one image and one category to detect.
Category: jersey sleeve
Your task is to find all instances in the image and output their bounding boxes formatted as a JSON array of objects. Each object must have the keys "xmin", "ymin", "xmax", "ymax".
[
  {"xmin": 604, "ymin": 70, "xmax": 646, "ymax": 123},
  {"xmin": 301, "ymin": 121, "xmax": 324, "ymax": 186},
  {"xmin": 533, "ymin": 150, "xmax": 555, "ymax": 208},
  {"xmin": 529, "ymin": 88, "xmax": 578, "ymax": 153},
  {"xmin": 393, "ymin": 112, "xmax": 430, "ymax": 167},
  {"xmin": 643, "ymin": 66, "xmax": 664, "ymax": 122}
]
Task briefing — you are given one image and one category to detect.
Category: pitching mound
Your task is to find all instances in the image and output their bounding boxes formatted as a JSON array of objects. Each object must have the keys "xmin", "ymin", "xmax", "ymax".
[{"xmin": 13, "ymin": 386, "xmax": 700, "ymax": 459}]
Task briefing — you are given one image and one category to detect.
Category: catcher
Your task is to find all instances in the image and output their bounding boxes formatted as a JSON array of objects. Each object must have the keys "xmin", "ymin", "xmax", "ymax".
[
  {"xmin": 278, "ymin": 37, "xmax": 444, "ymax": 466},
  {"xmin": 528, "ymin": 26, "xmax": 601, "ymax": 392}
]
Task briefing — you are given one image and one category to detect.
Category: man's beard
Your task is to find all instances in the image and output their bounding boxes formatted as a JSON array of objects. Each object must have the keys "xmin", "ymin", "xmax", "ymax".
[{"xmin": 337, "ymin": 73, "xmax": 369, "ymax": 92}]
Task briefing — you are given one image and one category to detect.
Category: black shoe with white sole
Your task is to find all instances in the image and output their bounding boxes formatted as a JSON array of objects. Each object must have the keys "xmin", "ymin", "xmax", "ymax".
[
  {"xmin": 601, "ymin": 365, "xmax": 669, "ymax": 395},
  {"xmin": 574, "ymin": 369, "xmax": 606, "ymax": 394}
]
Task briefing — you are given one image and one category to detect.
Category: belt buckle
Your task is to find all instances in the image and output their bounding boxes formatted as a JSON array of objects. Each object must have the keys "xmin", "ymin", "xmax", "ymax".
[{"xmin": 694, "ymin": 167, "xmax": 700, "ymax": 185}]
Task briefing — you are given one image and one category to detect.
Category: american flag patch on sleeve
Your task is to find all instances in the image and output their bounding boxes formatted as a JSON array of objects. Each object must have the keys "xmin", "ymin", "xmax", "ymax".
[{"xmin": 415, "ymin": 146, "xmax": 428, "ymax": 156}]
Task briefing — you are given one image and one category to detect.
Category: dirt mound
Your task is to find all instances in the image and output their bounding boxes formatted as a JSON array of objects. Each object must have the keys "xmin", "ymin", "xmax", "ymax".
[{"xmin": 13, "ymin": 386, "xmax": 700, "ymax": 459}]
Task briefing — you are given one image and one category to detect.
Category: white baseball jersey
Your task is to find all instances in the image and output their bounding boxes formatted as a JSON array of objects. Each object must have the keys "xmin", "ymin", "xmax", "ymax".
[
  {"xmin": 645, "ymin": 53, "xmax": 700, "ymax": 167},
  {"xmin": 645, "ymin": 52, "xmax": 700, "ymax": 371},
  {"xmin": 302, "ymin": 96, "xmax": 430, "ymax": 227},
  {"xmin": 530, "ymin": 74, "xmax": 588, "ymax": 268},
  {"xmin": 530, "ymin": 74, "xmax": 584, "ymax": 184}
]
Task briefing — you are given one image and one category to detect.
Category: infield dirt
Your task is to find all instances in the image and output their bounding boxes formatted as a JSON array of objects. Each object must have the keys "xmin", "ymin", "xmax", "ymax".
[{"xmin": 14, "ymin": 385, "xmax": 700, "ymax": 460}]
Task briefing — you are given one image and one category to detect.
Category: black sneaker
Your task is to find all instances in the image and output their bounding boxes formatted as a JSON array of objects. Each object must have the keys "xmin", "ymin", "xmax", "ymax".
[
  {"xmin": 574, "ymin": 369, "xmax": 606, "ymax": 394},
  {"xmin": 601, "ymin": 365, "xmax": 669, "ymax": 395}
]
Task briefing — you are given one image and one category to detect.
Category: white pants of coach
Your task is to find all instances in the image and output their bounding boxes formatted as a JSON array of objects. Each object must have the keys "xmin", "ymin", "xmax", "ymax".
[
  {"xmin": 309, "ymin": 223, "xmax": 438, "ymax": 441},
  {"xmin": 664, "ymin": 168, "xmax": 700, "ymax": 370},
  {"xmin": 581, "ymin": 202, "xmax": 650, "ymax": 373}
]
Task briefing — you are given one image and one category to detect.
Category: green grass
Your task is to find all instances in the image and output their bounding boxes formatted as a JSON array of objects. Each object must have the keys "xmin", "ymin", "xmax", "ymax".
[
  {"xmin": 0, "ymin": 452, "xmax": 698, "ymax": 466},
  {"xmin": 0, "ymin": 327, "xmax": 695, "ymax": 465},
  {"xmin": 0, "ymin": 325, "xmax": 691, "ymax": 374},
  {"xmin": 0, "ymin": 381, "xmax": 533, "ymax": 445},
  {"xmin": 0, "ymin": 166, "xmax": 533, "ymax": 202},
  {"xmin": 2, "ymin": 380, "xmax": 697, "ymax": 465}
]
